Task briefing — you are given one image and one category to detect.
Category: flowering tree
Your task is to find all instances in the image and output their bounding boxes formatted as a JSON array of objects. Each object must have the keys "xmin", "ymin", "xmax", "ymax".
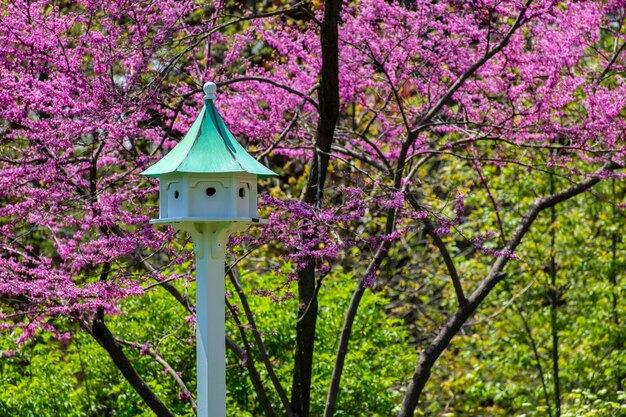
[{"xmin": 1, "ymin": 0, "xmax": 626, "ymax": 416}]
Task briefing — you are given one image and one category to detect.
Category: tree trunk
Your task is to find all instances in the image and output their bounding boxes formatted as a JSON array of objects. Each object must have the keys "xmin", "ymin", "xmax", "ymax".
[{"xmin": 291, "ymin": 1, "xmax": 341, "ymax": 416}]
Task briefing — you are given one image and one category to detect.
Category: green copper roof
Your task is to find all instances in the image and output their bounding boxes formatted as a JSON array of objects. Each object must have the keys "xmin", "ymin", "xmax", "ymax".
[{"xmin": 141, "ymin": 90, "xmax": 277, "ymax": 179}]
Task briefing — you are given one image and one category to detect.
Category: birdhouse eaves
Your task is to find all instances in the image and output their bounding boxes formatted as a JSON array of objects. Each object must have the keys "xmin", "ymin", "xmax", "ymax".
[{"xmin": 140, "ymin": 100, "xmax": 277, "ymax": 179}]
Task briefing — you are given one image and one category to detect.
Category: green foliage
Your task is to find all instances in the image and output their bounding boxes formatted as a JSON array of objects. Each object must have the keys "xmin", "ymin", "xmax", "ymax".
[
  {"xmin": 0, "ymin": 283, "xmax": 196, "ymax": 417},
  {"xmin": 0, "ymin": 264, "xmax": 412, "ymax": 417},
  {"xmin": 561, "ymin": 390, "xmax": 626, "ymax": 417},
  {"xmin": 378, "ymin": 153, "xmax": 626, "ymax": 416},
  {"xmin": 225, "ymin": 265, "xmax": 414, "ymax": 416}
]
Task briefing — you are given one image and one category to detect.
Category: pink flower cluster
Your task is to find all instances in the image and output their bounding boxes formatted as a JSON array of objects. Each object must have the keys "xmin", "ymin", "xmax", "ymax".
[{"xmin": 1, "ymin": 0, "xmax": 625, "ymax": 345}]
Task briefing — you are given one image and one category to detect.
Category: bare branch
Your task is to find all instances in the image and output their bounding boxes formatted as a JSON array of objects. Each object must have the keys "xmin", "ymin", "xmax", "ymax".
[
  {"xmin": 513, "ymin": 304, "xmax": 554, "ymax": 417},
  {"xmin": 323, "ymin": 240, "xmax": 392, "ymax": 417},
  {"xmin": 472, "ymin": 160, "xmax": 507, "ymax": 245},
  {"xmin": 88, "ymin": 318, "xmax": 176, "ymax": 417},
  {"xmin": 140, "ymin": 254, "xmax": 194, "ymax": 314},
  {"xmin": 115, "ymin": 337, "xmax": 197, "ymax": 414},
  {"xmin": 411, "ymin": 203, "xmax": 467, "ymax": 307},
  {"xmin": 257, "ymin": 83, "xmax": 320, "ymax": 160},
  {"xmin": 218, "ymin": 77, "xmax": 319, "ymax": 110},
  {"xmin": 599, "ymin": 38, "xmax": 626, "ymax": 80},
  {"xmin": 397, "ymin": 162, "xmax": 620, "ymax": 417},
  {"xmin": 227, "ymin": 268, "xmax": 294, "ymax": 417},
  {"xmin": 226, "ymin": 299, "xmax": 277, "ymax": 417},
  {"xmin": 140, "ymin": 3, "xmax": 305, "ymax": 94},
  {"xmin": 394, "ymin": 0, "xmax": 534, "ymax": 190},
  {"xmin": 226, "ymin": 335, "xmax": 245, "ymax": 358}
]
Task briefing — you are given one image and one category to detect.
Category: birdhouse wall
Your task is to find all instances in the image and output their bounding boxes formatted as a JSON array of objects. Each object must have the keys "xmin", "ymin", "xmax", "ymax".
[
  {"xmin": 233, "ymin": 173, "xmax": 258, "ymax": 218},
  {"xmin": 158, "ymin": 173, "xmax": 259, "ymax": 220},
  {"xmin": 159, "ymin": 174, "xmax": 188, "ymax": 219},
  {"xmin": 188, "ymin": 176, "xmax": 234, "ymax": 218}
]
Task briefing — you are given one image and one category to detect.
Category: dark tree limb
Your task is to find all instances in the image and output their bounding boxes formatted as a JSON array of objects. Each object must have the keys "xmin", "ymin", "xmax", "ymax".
[
  {"xmin": 322, "ymin": 199, "xmax": 400, "ymax": 417},
  {"xmin": 141, "ymin": 256, "xmax": 194, "ymax": 313},
  {"xmin": 140, "ymin": 2, "xmax": 306, "ymax": 95},
  {"xmin": 547, "ymin": 173, "xmax": 561, "ymax": 417},
  {"xmin": 226, "ymin": 335, "xmax": 245, "ymax": 358},
  {"xmin": 421, "ymin": 217, "xmax": 467, "ymax": 307},
  {"xmin": 292, "ymin": 0, "xmax": 342, "ymax": 416},
  {"xmin": 108, "ymin": 224, "xmax": 196, "ymax": 315},
  {"xmin": 304, "ymin": 0, "xmax": 341, "ymax": 206},
  {"xmin": 90, "ymin": 318, "xmax": 176, "ymax": 417},
  {"xmin": 226, "ymin": 298, "xmax": 277, "ymax": 417},
  {"xmin": 323, "ymin": 243, "xmax": 389, "ymax": 417},
  {"xmin": 218, "ymin": 77, "xmax": 318, "ymax": 110},
  {"xmin": 258, "ymin": 84, "xmax": 319, "ymax": 160},
  {"xmin": 472, "ymin": 161, "xmax": 507, "ymax": 246},
  {"xmin": 228, "ymin": 269, "xmax": 294, "ymax": 416},
  {"xmin": 404, "ymin": 193, "xmax": 466, "ymax": 306},
  {"xmin": 397, "ymin": 163, "xmax": 619, "ymax": 417},
  {"xmin": 599, "ymin": 38, "xmax": 626, "ymax": 80},
  {"xmin": 514, "ymin": 303, "xmax": 553, "ymax": 417},
  {"xmin": 115, "ymin": 336, "xmax": 198, "ymax": 414},
  {"xmin": 411, "ymin": 0, "xmax": 533, "ymax": 135}
]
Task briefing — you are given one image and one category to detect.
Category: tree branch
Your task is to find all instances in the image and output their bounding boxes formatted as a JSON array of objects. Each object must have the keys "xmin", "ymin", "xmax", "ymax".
[
  {"xmin": 513, "ymin": 303, "xmax": 554, "ymax": 417},
  {"xmin": 218, "ymin": 77, "xmax": 319, "ymax": 110},
  {"xmin": 397, "ymin": 162, "xmax": 620, "ymax": 417},
  {"xmin": 323, "ymin": 242, "xmax": 389, "ymax": 417},
  {"xmin": 412, "ymin": 0, "xmax": 533, "ymax": 135},
  {"xmin": 225, "ymin": 298, "xmax": 277, "ymax": 417},
  {"xmin": 140, "ymin": 256, "xmax": 194, "ymax": 313},
  {"xmin": 419, "ymin": 215, "xmax": 467, "ymax": 307},
  {"xmin": 227, "ymin": 268, "xmax": 294, "ymax": 417},
  {"xmin": 226, "ymin": 335, "xmax": 245, "ymax": 358},
  {"xmin": 140, "ymin": 3, "xmax": 305, "ymax": 94},
  {"xmin": 257, "ymin": 83, "xmax": 319, "ymax": 160},
  {"xmin": 394, "ymin": 0, "xmax": 533, "ymax": 190},
  {"xmin": 89, "ymin": 318, "xmax": 176, "ymax": 417},
  {"xmin": 115, "ymin": 337, "xmax": 198, "ymax": 414}
]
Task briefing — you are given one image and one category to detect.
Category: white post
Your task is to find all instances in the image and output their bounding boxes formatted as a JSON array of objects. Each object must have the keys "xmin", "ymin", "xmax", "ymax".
[
  {"xmin": 196, "ymin": 224, "xmax": 226, "ymax": 417},
  {"xmin": 179, "ymin": 221, "xmax": 247, "ymax": 417}
]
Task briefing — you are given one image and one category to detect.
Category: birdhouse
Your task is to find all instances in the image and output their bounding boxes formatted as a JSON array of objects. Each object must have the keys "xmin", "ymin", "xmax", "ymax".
[{"xmin": 140, "ymin": 82, "xmax": 277, "ymax": 224}]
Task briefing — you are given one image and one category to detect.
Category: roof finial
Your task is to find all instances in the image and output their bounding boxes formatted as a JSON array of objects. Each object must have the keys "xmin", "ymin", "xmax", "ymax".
[{"xmin": 203, "ymin": 82, "xmax": 217, "ymax": 100}]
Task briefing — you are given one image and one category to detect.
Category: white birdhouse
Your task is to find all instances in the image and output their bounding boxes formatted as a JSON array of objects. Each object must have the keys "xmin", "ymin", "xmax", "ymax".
[
  {"xmin": 140, "ymin": 82, "xmax": 276, "ymax": 417},
  {"xmin": 140, "ymin": 82, "xmax": 277, "ymax": 224}
]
